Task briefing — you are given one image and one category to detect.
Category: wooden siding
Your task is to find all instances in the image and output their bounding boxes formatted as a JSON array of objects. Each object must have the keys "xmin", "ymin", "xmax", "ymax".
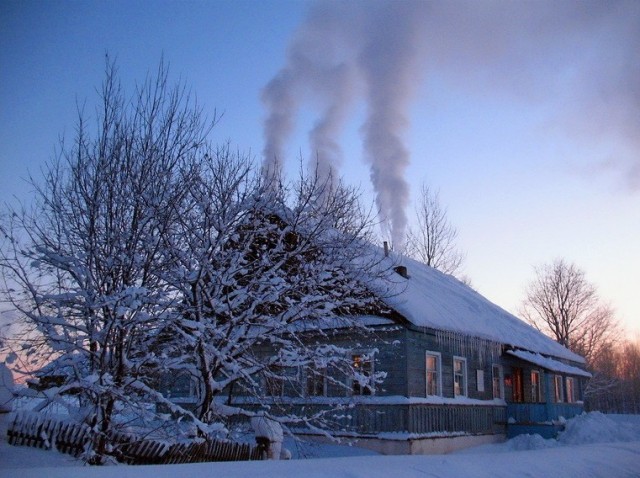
[
  {"xmin": 247, "ymin": 324, "xmax": 408, "ymax": 398},
  {"xmin": 401, "ymin": 328, "xmax": 499, "ymax": 401},
  {"xmin": 321, "ymin": 326, "xmax": 408, "ymax": 397},
  {"xmin": 162, "ymin": 319, "xmax": 587, "ymax": 440}
]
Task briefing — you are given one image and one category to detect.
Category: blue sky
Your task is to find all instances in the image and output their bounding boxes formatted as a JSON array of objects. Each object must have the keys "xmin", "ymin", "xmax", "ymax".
[{"xmin": 1, "ymin": 0, "xmax": 638, "ymax": 335}]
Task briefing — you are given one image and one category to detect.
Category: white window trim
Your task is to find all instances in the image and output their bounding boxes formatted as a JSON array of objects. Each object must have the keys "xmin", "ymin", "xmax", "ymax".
[
  {"xmin": 492, "ymin": 364, "xmax": 504, "ymax": 400},
  {"xmin": 453, "ymin": 356, "xmax": 468, "ymax": 397},
  {"xmin": 425, "ymin": 351, "xmax": 443, "ymax": 397}
]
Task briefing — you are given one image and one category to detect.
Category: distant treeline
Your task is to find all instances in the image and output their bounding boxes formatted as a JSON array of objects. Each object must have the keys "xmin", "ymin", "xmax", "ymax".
[{"xmin": 585, "ymin": 339, "xmax": 640, "ymax": 414}]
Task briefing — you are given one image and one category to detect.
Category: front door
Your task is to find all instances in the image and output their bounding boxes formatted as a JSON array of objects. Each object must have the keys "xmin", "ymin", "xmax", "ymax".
[{"xmin": 512, "ymin": 367, "xmax": 524, "ymax": 402}]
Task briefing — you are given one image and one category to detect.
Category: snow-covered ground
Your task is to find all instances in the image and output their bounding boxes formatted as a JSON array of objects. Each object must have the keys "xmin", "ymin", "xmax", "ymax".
[{"xmin": 1, "ymin": 412, "xmax": 639, "ymax": 478}]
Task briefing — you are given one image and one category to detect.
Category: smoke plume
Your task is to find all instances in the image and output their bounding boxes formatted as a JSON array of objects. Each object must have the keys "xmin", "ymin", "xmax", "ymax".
[{"xmin": 262, "ymin": 0, "xmax": 640, "ymax": 244}]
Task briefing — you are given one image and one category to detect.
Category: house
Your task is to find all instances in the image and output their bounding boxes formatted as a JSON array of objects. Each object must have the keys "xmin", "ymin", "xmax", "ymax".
[
  {"xmin": 245, "ymin": 249, "xmax": 591, "ymax": 454},
  {"xmin": 159, "ymin": 237, "xmax": 590, "ymax": 454}
]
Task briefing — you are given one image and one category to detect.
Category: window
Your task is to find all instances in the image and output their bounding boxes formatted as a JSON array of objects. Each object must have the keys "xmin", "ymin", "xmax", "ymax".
[
  {"xmin": 425, "ymin": 351, "xmax": 442, "ymax": 396},
  {"xmin": 492, "ymin": 365, "xmax": 504, "ymax": 399},
  {"xmin": 512, "ymin": 367, "xmax": 524, "ymax": 402},
  {"xmin": 453, "ymin": 356, "xmax": 467, "ymax": 397},
  {"xmin": 265, "ymin": 366, "xmax": 300, "ymax": 397},
  {"xmin": 554, "ymin": 375, "xmax": 565, "ymax": 402},
  {"xmin": 265, "ymin": 366, "xmax": 285, "ymax": 397},
  {"xmin": 566, "ymin": 377, "xmax": 575, "ymax": 403},
  {"xmin": 306, "ymin": 365, "xmax": 327, "ymax": 397},
  {"xmin": 162, "ymin": 371, "xmax": 197, "ymax": 399},
  {"xmin": 352, "ymin": 353, "xmax": 374, "ymax": 395},
  {"xmin": 531, "ymin": 370, "xmax": 542, "ymax": 402}
]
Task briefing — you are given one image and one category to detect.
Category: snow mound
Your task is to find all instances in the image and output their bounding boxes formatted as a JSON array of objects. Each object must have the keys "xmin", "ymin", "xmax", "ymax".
[
  {"xmin": 504, "ymin": 433, "xmax": 556, "ymax": 451},
  {"xmin": 557, "ymin": 411, "xmax": 640, "ymax": 445},
  {"xmin": 456, "ymin": 433, "xmax": 557, "ymax": 455},
  {"xmin": 459, "ymin": 412, "xmax": 640, "ymax": 455}
]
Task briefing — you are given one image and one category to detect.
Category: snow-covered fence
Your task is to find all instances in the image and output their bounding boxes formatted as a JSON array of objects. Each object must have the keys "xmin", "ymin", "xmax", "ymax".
[
  {"xmin": 7, "ymin": 411, "xmax": 91, "ymax": 455},
  {"xmin": 59, "ymin": 430, "xmax": 264, "ymax": 464},
  {"xmin": 7, "ymin": 411, "xmax": 264, "ymax": 463},
  {"xmin": 115, "ymin": 437, "xmax": 263, "ymax": 464}
]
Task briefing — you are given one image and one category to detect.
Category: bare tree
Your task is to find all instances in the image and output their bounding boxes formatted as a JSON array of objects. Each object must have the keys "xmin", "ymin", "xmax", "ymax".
[
  {"xmin": 520, "ymin": 259, "xmax": 620, "ymax": 365},
  {"xmin": 156, "ymin": 156, "xmax": 391, "ymax": 428},
  {"xmin": 617, "ymin": 339, "xmax": 640, "ymax": 412},
  {"xmin": 405, "ymin": 184, "xmax": 465, "ymax": 277},
  {"xmin": 0, "ymin": 59, "xmax": 213, "ymax": 462}
]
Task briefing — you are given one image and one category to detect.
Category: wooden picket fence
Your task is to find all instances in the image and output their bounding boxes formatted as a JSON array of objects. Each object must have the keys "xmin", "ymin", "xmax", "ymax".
[
  {"xmin": 115, "ymin": 438, "xmax": 263, "ymax": 464},
  {"xmin": 7, "ymin": 411, "xmax": 90, "ymax": 456},
  {"xmin": 7, "ymin": 411, "xmax": 264, "ymax": 464}
]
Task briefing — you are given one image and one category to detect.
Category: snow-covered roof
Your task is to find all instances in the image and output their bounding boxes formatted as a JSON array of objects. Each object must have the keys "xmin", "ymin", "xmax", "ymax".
[
  {"xmin": 375, "ymin": 253, "xmax": 585, "ymax": 364},
  {"xmin": 506, "ymin": 350, "xmax": 592, "ymax": 378}
]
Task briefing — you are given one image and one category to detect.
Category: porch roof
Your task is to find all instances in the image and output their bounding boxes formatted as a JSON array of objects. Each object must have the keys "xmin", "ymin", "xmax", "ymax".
[{"xmin": 506, "ymin": 350, "xmax": 592, "ymax": 378}]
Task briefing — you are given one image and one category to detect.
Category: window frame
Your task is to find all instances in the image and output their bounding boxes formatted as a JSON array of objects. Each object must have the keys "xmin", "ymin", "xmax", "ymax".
[
  {"xmin": 264, "ymin": 366, "xmax": 301, "ymax": 397},
  {"xmin": 512, "ymin": 367, "xmax": 525, "ymax": 403},
  {"xmin": 554, "ymin": 374, "xmax": 565, "ymax": 403},
  {"xmin": 531, "ymin": 370, "xmax": 542, "ymax": 403},
  {"xmin": 264, "ymin": 366, "xmax": 286, "ymax": 397},
  {"xmin": 565, "ymin": 377, "xmax": 575, "ymax": 403},
  {"xmin": 305, "ymin": 364, "xmax": 328, "ymax": 397},
  {"xmin": 453, "ymin": 356, "xmax": 468, "ymax": 397},
  {"xmin": 351, "ymin": 351, "xmax": 375, "ymax": 396},
  {"xmin": 425, "ymin": 351, "xmax": 442, "ymax": 397}
]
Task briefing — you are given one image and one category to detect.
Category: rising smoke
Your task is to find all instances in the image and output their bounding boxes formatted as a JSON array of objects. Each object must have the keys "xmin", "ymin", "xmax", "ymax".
[{"xmin": 262, "ymin": 0, "xmax": 640, "ymax": 245}]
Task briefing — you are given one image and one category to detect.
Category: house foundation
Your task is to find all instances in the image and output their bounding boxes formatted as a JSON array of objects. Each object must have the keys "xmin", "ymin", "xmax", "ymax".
[{"xmin": 301, "ymin": 432, "xmax": 506, "ymax": 455}]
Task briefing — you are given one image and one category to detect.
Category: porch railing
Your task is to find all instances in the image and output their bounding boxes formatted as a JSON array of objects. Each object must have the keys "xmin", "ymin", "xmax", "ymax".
[
  {"xmin": 276, "ymin": 402, "xmax": 506, "ymax": 436},
  {"xmin": 344, "ymin": 403, "xmax": 506, "ymax": 435}
]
